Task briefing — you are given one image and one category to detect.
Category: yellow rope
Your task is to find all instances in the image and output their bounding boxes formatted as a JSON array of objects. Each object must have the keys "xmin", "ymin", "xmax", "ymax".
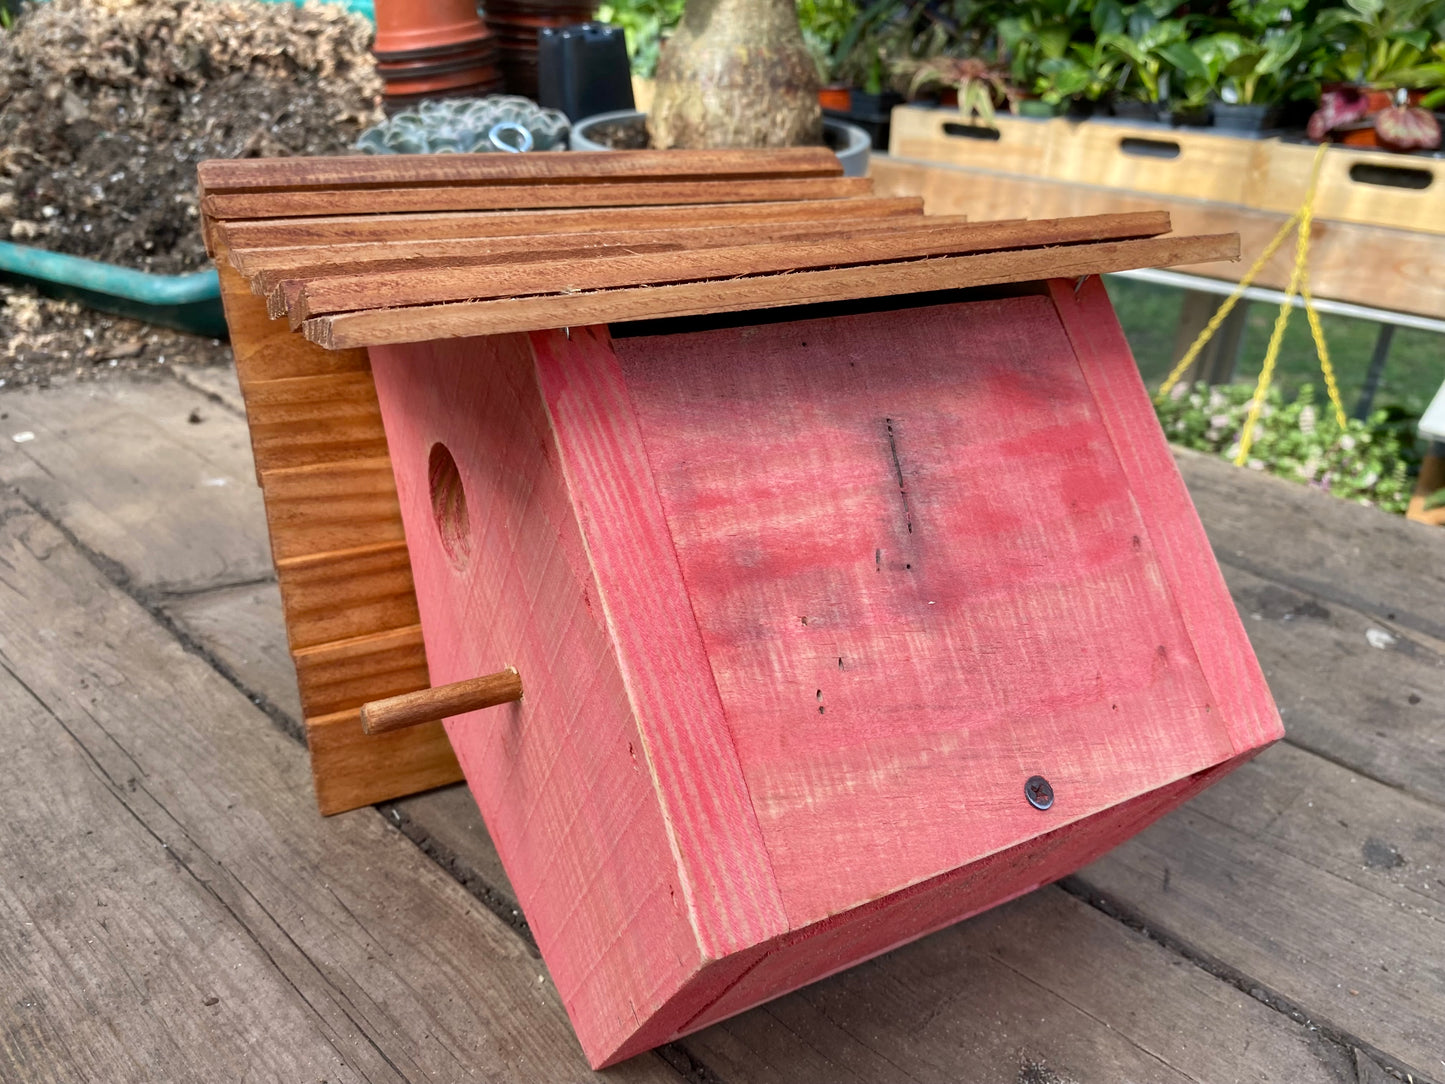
[
  {"xmin": 1151, "ymin": 145, "xmax": 1347, "ymax": 460},
  {"xmin": 1154, "ymin": 210, "xmax": 1300, "ymax": 402},
  {"xmin": 1234, "ymin": 145, "xmax": 1328, "ymax": 465},
  {"xmin": 1300, "ymin": 276, "xmax": 1350, "ymax": 430}
]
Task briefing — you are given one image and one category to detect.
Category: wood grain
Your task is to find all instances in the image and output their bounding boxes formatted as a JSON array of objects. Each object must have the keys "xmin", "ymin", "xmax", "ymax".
[
  {"xmin": 362, "ymin": 669, "xmax": 524, "ymax": 734},
  {"xmin": 203, "ymin": 177, "xmax": 875, "ymax": 220},
  {"xmin": 292, "ymin": 623, "xmax": 431, "ymax": 719},
  {"xmin": 311, "ymin": 232, "xmax": 1239, "ymax": 347},
  {"xmin": 254, "ymin": 457, "xmax": 406, "ymax": 562},
  {"xmin": 214, "ymin": 196, "xmax": 926, "ymax": 250},
  {"xmin": 197, "ymin": 146, "xmax": 843, "ymax": 193},
  {"xmin": 1049, "ymin": 276, "xmax": 1283, "ymax": 755},
  {"xmin": 1075, "ymin": 741, "xmax": 1445, "ymax": 1083},
  {"xmin": 0, "ymin": 494, "xmax": 680, "ymax": 1083},
  {"xmin": 0, "ymin": 380, "xmax": 272, "ymax": 594},
  {"xmin": 613, "ymin": 289, "xmax": 1266, "ymax": 929},
  {"xmin": 286, "ymin": 212, "xmax": 1172, "ymax": 322},
  {"xmin": 243, "ymin": 371, "xmax": 392, "ymax": 472},
  {"xmin": 218, "ymin": 264, "xmax": 460, "ymax": 813},
  {"xmin": 274, "ymin": 540, "xmax": 420, "ymax": 651},
  {"xmin": 305, "ymin": 708, "xmax": 461, "ymax": 817},
  {"xmin": 368, "ymin": 330, "xmax": 736, "ymax": 1066},
  {"xmin": 236, "ymin": 215, "xmax": 975, "ymax": 292}
]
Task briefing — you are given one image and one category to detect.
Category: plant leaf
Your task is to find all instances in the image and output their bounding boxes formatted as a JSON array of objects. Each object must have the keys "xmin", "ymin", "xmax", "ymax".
[{"xmin": 1374, "ymin": 105, "xmax": 1442, "ymax": 150}]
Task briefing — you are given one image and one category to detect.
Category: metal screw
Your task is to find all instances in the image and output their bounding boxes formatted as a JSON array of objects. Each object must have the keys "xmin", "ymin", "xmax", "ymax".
[{"xmin": 1025, "ymin": 775, "xmax": 1054, "ymax": 811}]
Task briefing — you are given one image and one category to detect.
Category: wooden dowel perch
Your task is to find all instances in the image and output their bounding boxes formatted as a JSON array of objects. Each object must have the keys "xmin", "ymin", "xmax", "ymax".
[{"xmin": 360, "ymin": 668, "xmax": 523, "ymax": 734}]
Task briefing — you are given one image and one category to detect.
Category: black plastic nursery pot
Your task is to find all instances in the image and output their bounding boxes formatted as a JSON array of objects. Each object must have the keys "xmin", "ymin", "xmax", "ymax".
[{"xmin": 1213, "ymin": 102, "xmax": 1280, "ymax": 134}]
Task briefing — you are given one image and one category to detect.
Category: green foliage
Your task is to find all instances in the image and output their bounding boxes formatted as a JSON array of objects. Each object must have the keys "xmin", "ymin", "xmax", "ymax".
[
  {"xmin": 596, "ymin": 0, "xmax": 685, "ymax": 77},
  {"xmin": 1154, "ymin": 382, "xmax": 1419, "ymax": 514},
  {"xmin": 1313, "ymin": 0, "xmax": 1445, "ymax": 86}
]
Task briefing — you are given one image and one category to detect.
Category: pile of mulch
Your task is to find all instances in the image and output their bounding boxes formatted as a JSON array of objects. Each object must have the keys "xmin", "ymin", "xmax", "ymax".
[
  {"xmin": 0, "ymin": 281, "xmax": 232, "ymax": 389},
  {"xmin": 0, "ymin": 0, "xmax": 384, "ymax": 274}
]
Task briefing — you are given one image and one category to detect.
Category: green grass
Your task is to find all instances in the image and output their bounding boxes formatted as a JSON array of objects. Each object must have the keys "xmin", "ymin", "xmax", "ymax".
[{"xmin": 1105, "ymin": 276, "xmax": 1445, "ymax": 421}]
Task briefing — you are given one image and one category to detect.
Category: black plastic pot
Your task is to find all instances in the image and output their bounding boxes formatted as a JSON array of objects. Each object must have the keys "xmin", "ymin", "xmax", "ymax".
[
  {"xmin": 1110, "ymin": 100, "xmax": 1165, "ymax": 123},
  {"xmin": 824, "ymin": 90, "xmax": 903, "ymax": 151},
  {"xmin": 1213, "ymin": 102, "xmax": 1280, "ymax": 135}
]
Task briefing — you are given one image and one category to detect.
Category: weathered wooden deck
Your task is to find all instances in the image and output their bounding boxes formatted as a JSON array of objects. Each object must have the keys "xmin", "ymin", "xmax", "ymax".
[{"xmin": 0, "ymin": 363, "xmax": 1441, "ymax": 1083}]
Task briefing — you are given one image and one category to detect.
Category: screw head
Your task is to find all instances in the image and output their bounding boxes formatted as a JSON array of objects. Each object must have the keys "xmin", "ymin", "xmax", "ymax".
[{"xmin": 1025, "ymin": 775, "xmax": 1054, "ymax": 811}]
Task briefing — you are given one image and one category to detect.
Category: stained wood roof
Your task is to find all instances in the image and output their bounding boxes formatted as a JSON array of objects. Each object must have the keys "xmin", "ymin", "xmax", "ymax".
[{"xmin": 199, "ymin": 147, "xmax": 1239, "ymax": 349}]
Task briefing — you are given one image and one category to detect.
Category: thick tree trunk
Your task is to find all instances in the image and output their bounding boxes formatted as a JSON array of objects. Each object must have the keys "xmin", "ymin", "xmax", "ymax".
[{"xmin": 648, "ymin": 0, "xmax": 821, "ymax": 149}]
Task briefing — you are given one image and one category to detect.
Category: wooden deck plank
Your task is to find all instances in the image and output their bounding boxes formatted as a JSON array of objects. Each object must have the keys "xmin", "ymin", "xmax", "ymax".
[
  {"xmin": 1073, "ymin": 741, "xmax": 1445, "ymax": 1083},
  {"xmin": 1174, "ymin": 447, "xmax": 1445, "ymax": 642},
  {"xmin": 0, "ymin": 493, "xmax": 682, "ymax": 1084},
  {"xmin": 1218, "ymin": 561, "xmax": 1444, "ymax": 800},
  {"xmin": 162, "ymin": 580, "xmax": 304, "ymax": 723},
  {"xmin": 0, "ymin": 382, "xmax": 271, "ymax": 593},
  {"xmin": 683, "ymin": 887, "xmax": 1354, "ymax": 1084}
]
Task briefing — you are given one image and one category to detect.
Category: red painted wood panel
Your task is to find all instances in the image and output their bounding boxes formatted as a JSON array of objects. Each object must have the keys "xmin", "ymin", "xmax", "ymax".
[
  {"xmin": 529, "ymin": 326, "xmax": 789, "ymax": 960},
  {"xmin": 612, "ymin": 294, "xmax": 1250, "ymax": 928},
  {"xmin": 368, "ymin": 334, "xmax": 710, "ymax": 1066},
  {"xmin": 1047, "ymin": 276, "xmax": 1283, "ymax": 755},
  {"xmin": 367, "ymin": 284, "xmax": 1280, "ymax": 1066}
]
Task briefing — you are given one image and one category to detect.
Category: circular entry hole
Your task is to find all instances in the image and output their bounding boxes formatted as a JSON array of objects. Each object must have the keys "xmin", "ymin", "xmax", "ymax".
[{"xmin": 428, "ymin": 442, "xmax": 471, "ymax": 568}]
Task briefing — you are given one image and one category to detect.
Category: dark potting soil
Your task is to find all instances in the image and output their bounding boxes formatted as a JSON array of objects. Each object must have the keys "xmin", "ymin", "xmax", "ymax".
[{"xmin": 0, "ymin": 0, "xmax": 384, "ymax": 275}]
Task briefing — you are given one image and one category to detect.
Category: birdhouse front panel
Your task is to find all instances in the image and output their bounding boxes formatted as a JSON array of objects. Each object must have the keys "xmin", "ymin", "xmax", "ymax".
[{"xmin": 366, "ymin": 277, "xmax": 1281, "ymax": 1068}]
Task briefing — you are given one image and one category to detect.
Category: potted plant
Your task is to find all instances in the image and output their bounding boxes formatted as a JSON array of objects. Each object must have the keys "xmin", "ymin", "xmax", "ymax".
[
  {"xmin": 901, "ymin": 54, "xmax": 1016, "ymax": 127},
  {"xmin": 996, "ymin": 0, "xmax": 1094, "ymax": 117},
  {"xmin": 1306, "ymin": 0, "xmax": 1444, "ymax": 150},
  {"xmin": 1098, "ymin": 17, "xmax": 1198, "ymax": 122}
]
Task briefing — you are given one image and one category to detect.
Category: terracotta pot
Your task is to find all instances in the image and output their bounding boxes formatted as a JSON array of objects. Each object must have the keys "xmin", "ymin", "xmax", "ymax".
[
  {"xmin": 818, "ymin": 85, "xmax": 851, "ymax": 112},
  {"xmin": 373, "ymin": 0, "xmax": 493, "ymax": 61}
]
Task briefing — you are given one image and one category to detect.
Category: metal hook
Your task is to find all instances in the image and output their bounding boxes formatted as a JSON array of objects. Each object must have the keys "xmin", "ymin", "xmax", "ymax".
[{"xmin": 489, "ymin": 121, "xmax": 534, "ymax": 154}]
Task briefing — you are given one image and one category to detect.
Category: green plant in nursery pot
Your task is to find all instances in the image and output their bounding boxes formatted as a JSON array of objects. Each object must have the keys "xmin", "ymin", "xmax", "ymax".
[
  {"xmin": 997, "ymin": 0, "xmax": 1094, "ymax": 115},
  {"xmin": 1209, "ymin": 0, "xmax": 1312, "ymax": 130},
  {"xmin": 904, "ymin": 55, "xmax": 1015, "ymax": 126},
  {"xmin": 1307, "ymin": 0, "xmax": 1444, "ymax": 150},
  {"xmin": 1098, "ymin": 17, "xmax": 1199, "ymax": 118}
]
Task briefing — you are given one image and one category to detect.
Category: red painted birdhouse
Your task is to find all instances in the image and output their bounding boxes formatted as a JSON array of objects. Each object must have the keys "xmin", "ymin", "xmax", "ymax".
[
  {"xmin": 364, "ymin": 282, "xmax": 1280, "ymax": 1065},
  {"xmin": 202, "ymin": 149, "xmax": 1280, "ymax": 1069}
]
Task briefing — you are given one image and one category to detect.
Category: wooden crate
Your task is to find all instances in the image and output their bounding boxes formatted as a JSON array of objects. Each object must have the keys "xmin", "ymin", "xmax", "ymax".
[
  {"xmin": 1050, "ymin": 119, "xmax": 1266, "ymax": 206},
  {"xmin": 1251, "ymin": 139, "xmax": 1445, "ymax": 236},
  {"xmin": 888, "ymin": 105, "xmax": 1067, "ymax": 177},
  {"xmin": 890, "ymin": 104, "xmax": 1445, "ymax": 237}
]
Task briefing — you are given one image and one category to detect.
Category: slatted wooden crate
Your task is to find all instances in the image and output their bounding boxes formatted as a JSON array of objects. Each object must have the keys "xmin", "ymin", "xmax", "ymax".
[
  {"xmin": 202, "ymin": 148, "xmax": 1281, "ymax": 1068},
  {"xmin": 889, "ymin": 105, "xmax": 1445, "ymax": 236}
]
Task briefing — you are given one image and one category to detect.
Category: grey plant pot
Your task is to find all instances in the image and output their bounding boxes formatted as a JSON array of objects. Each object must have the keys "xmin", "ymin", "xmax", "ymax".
[{"xmin": 569, "ymin": 109, "xmax": 872, "ymax": 177}]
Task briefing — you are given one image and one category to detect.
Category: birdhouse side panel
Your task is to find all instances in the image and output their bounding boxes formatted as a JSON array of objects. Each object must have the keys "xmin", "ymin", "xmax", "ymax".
[
  {"xmin": 670, "ymin": 747, "xmax": 1258, "ymax": 1045},
  {"xmin": 529, "ymin": 326, "xmax": 791, "ymax": 960},
  {"xmin": 368, "ymin": 333, "xmax": 711, "ymax": 1065},
  {"xmin": 1047, "ymin": 276, "xmax": 1283, "ymax": 755},
  {"xmin": 611, "ymin": 293, "xmax": 1259, "ymax": 930}
]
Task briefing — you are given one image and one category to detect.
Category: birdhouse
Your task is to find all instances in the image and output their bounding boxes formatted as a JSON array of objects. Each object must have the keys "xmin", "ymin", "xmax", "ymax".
[{"xmin": 202, "ymin": 149, "xmax": 1281, "ymax": 1068}]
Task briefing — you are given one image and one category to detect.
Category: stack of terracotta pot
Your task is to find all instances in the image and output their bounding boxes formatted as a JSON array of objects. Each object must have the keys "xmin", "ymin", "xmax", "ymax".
[
  {"xmin": 372, "ymin": 0, "xmax": 505, "ymax": 110},
  {"xmin": 483, "ymin": 0, "xmax": 596, "ymax": 99}
]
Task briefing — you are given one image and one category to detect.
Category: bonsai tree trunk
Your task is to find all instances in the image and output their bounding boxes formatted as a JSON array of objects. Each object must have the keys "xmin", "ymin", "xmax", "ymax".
[{"xmin": 648, "ymin": 0, "xmax": 821, "ymax": 149}]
